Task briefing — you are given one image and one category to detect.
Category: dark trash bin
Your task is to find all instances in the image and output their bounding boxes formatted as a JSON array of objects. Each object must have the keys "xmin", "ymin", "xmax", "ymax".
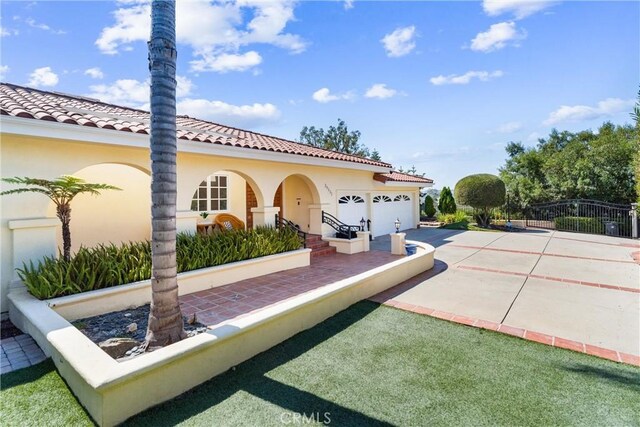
[{"xmin": 605, "ymin": 221, "xmax": 619, "ymax": 236}]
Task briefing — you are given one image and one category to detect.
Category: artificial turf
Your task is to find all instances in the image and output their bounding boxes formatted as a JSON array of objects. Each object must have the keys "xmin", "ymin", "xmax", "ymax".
[{"xmin": 2, "ymin": 301, "xmax": 639, "ymax": 426}]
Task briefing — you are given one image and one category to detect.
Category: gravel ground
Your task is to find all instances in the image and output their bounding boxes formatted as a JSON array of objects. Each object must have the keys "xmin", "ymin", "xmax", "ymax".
[{"xmin": 73, "ymin": 305, "xmax": 207, "ymax": 360}]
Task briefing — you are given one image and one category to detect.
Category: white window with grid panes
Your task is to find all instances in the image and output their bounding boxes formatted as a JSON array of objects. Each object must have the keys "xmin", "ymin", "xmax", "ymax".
[{"xmin": 190, "ymin": 174, "xmax": 228, "ymax": 212}]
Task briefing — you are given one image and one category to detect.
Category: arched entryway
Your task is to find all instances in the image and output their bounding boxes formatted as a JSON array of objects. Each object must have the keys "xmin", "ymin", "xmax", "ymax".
[
  {"xmin": 187, "ymin": 169, "xmax": 263, "ymax": 229},
  {"xmin": 274, "ymin": 174, "xmax": 321, "ymax": 232}
]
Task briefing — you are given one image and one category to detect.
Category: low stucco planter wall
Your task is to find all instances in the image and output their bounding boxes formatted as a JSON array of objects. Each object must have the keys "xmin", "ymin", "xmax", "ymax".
[
  {"xmin": 43, "ymin": 248, "xmax": 311, "ymax": 321},
  {"xmin": 9, "ymin": 241, "xmax": 434, "ymax": 427}
]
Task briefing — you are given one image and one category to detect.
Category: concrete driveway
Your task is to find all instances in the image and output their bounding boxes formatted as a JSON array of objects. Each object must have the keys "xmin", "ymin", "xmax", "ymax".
[{"xmin": 370, "ymin": 228, "xmax": 640, "ymax": 361}]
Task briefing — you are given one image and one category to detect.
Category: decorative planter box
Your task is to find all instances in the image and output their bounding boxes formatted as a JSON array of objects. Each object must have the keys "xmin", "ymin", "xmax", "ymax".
[{"xmin": 9, "ymin": 242, "xmax": 435, "ymax": 427}]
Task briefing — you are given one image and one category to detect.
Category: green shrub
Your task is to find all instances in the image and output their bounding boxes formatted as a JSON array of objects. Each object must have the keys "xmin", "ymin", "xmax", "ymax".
[
  {"xmin": 437, "ymin": 211, "xmax": 469, "ymax": 224},
  {"xmin": 18, "ymin": 227, "xmax": 302, "ymax": 300},
  {"xmin": 438, "ymin": 187, "xmax": 457, "ymax": 214},
  {"xmin": 423, "ymin": 195, "xmax": 436, "ymax": 217},
  {"xmin": 554, "ymin": 217, "xmax": 604, "ymax": 234},
  {"xmin": 455, "ymin": 174, "xmax": 505, "ymax": 227}
]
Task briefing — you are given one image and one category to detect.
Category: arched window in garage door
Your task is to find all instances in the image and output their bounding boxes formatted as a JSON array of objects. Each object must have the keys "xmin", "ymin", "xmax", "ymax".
[
  {"xmin": 339, "ymin": 195, "xmax": 365, "ymax": 204},
  {"xmin": 338, "ymin": 194, "xmax": 367, "ymax": 226},
  {"xmin": 373, "ymin": 195, "xmax": 392, "ymax": 203}
]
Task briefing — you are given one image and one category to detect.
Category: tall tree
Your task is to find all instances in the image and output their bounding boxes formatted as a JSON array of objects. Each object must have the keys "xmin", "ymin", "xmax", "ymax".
[
  {"xmin": 0, "ymin": 176, "xmax": 120, "ymax": 261},
  {"xmin": 370, "ymin": 149, "xmax": 382, "ymax": 161},
  {"xmin": 500, "ymin": 122, "xmax": 637, "ymax": 207},
  {"xmin": 299, "ymin": 118, "xmax": 371, "ymax": 157},
  {"xmin": 145, "ymin": 0, "xmax": 186, "ymax": 348}
]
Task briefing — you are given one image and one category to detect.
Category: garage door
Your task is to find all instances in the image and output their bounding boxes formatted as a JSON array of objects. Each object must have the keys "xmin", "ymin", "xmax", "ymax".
[
  {"xmin": 337, "ymin": 194, "xmax": 368, "ymax": 227},
  {"xmin": 372, "ymin": 193, "xmax": 414, "ymax": 236}
]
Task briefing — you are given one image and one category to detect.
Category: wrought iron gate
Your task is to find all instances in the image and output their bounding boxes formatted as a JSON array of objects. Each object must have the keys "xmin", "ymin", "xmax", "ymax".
[{"xmin": 525, "ymin": 199, "xmax": 635, "ymax": 239}]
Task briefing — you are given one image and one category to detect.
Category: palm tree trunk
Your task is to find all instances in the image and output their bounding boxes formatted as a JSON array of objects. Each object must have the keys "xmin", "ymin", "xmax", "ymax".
[
  {"xmin": 146, "ymin": 0, "xmax": 185, "ymax": 347},
  {"xmin": 56, "ymin": 203, "xmax": 72, "ymax": 262}
]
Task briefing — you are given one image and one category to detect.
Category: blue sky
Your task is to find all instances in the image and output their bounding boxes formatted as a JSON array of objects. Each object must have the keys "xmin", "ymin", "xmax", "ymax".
[{"xmin": 1, "ymin": 0, "xmax": 638, "ymax": 188}]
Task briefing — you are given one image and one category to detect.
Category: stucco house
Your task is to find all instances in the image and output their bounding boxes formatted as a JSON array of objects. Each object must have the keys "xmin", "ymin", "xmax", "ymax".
[{"xmin": 0, "ymin": 82, "xmax": 433, "ymax": 312}]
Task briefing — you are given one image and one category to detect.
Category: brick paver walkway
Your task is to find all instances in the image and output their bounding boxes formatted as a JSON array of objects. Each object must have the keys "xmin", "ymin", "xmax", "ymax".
[
  {"xmin": 180, "ymin": 250, "xmax": 401, "ymax": 326},
  {"xmin": 1, "ymin": 334, "xmax": 47, "ymax": 374},
  {"xmin": 1, "ymin": 250, "xmax": 402, "ymax": 374}
]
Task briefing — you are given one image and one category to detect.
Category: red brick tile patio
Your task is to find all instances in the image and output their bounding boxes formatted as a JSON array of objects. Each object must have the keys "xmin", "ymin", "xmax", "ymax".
[{"xmin": 179, "ymin": 251, "xmax": 402, "ymax": 327}]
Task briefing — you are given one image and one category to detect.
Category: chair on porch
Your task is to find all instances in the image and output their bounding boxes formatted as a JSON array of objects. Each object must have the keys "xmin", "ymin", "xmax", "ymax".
[{"xmin": 215, "ymin": 213, "xmax": 246, "ymax": 231}]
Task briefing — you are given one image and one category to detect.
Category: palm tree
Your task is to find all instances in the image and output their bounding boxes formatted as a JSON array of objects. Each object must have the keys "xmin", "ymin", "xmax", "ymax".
[
  {"xmin": 0, "ymin": 175, "xmax": 120, "ymax": 262},
  {"xmin": 145, "ymin": 0, "xmax": 186, "ymax": 347}
]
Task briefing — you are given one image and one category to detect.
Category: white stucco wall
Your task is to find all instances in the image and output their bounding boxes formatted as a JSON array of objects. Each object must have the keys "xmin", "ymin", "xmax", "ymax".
[
  {"xmin": 45, "ymin": 164, "xmax": 151, "ymax": 253},
  {"xmin": 282, "ymin": 175, "xmax": 314, "ymax": 232}
]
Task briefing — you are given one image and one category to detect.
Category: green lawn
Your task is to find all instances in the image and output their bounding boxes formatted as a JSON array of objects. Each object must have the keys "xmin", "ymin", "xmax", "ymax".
[{"xmin": 2, "ymin": 301, "xmax": 639, "ymax": 426}]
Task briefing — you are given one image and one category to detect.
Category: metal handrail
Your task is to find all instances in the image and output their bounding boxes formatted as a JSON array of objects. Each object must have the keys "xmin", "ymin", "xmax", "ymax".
[
  {"xmin": 275, "ymin": 213, "xmax": 307, "ymax": 248},
  {"xmin": 321, "ymin": 211, "xmax": 361, "ymax": 240}
]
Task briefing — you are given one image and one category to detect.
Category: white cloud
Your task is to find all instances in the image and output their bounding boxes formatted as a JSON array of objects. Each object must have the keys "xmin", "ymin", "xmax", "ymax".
[
  {"xmin": 470, "ymin": 21, "xmax": 526, "ymax": 52},
  {"xmin": 191, "ymin": 51, "xmax": 262, "ymax": 73},
  {"xmin": 543, "ymin": 98, "xmax": 635, "ymax": 126},
  {"xmin": 312, "ymin": 87, "xmax": 354, "ymax": 103},
  {"xmin": 96, "ymin": 0, "xmax": 306, "ymax": 73},
  {"xmin": 85, "ymin": 74, "xmax": 278, "ymax": 128},
  {"xmin": 0, "ymin": 25, "xmax": 18, "ymax": 36},
  {"xmin": 84, "ymin": 67, "xmax": 104, "ymax": 79},
  {"xmin": 381, "ymin": 26, "xmax": 416, "ymax": 57},
  {"xmin": 0, "ymin": 65, "xmax": 9, "ymax": 80},
  {"xmin": 87, "ymin": 75, "xmax": 193, "ymax": 107},
  {"xmin": 95, "ymin": 1, "xmax": 152, "ymax": 54},
  {"xmin": 365, "ymin": 83, "xmax": 398, "ymax": 99},
  {"xmin": 483, "ymin": 0, "xmax": 556, "ymax": 19},
  {"xmin": 430, "ymin": 70, "xmax": 503, "ymax": 85},
  {"xmin": 27, "ymin": 67, "xmax": 59, "ymax": 87},
  {"xmin": 344, "ymin": 0, "xmax": 354, "ymax": 10},
  {"xmin": 496, "ymin": 121, "xmax": 522, "ymax": 133},
  {"xmin": 25, "ymin": 18, "xmax": 66, "ymax": 34},
  {"xmin": 177, "ymin": 98, "xmax": 280, "ymax": 128}
]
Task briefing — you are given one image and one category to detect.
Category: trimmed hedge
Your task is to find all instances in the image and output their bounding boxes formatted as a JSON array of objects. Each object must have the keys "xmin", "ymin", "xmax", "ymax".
[
  {"xmin": 554, "ymin": 216, "xmax": 632, "ymax": 236},
  {"xmin": 455, "ymin": 174, "xmax": 506, "ymax": 210},
  {"xmin": 423, "ymin": 195, "xmax": 436, "ymax": 217},
  {"xmin": 438, "ymin": 187, "xmax": 457, "ymax": 214},
  {"xmin": 17, "ymin": 227, "xmax": 302, "ymax": 299},
  {"xmin": 554, "ymin": 217, "xmax": 604, "ymax": 234}
]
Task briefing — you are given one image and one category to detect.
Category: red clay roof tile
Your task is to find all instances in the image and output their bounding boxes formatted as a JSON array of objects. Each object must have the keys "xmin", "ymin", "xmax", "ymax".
[
  {"xmin": 1, "ymin": 83, "xmax": 392, "ymax": 169},
  {"xmin": 373, "ymin": 171, "xmax": 434, "ymax": 184}
]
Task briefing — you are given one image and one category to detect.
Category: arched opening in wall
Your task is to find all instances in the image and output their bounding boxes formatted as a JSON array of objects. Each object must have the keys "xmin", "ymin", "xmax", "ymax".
[
  {"xmin": 46, "ymin": 163, "xmax": 151, "ymax": 254},
  {"xmin": 275, "ymin": 174, "xmax": 320, "ymax": 233},
  {"xmin": 189, "ymin": 170, "xmax": 262, "ymax": 229}
]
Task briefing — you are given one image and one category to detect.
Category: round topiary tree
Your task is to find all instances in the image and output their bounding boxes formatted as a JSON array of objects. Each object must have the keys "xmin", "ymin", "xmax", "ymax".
[
  {"xmin": 454, "ymin": 174, "xmax": 505, "ymax": 227},
  {"xmin": 438, "ymin": 186, "xmax": 457, "ymax": 214},
  {"xmin": 423, "ymin": 195, "xmax": 436, "ymax": 218}
]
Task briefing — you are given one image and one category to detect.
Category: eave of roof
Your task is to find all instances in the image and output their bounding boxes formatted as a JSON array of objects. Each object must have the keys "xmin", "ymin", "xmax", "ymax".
[
  {"xmin": 0, "ymin": 82, "xmax": 392, "ymax": 171},
  {"xmin": 373, "ymin": 171, "xmax": 434, "ymax": 185}
]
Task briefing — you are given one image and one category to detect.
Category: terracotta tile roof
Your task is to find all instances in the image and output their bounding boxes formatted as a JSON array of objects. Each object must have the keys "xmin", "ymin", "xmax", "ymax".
[
  {"xmin": 374, "ymin": 171, "xmax": 434, "ymax": 184},
  {"xmin": 0, "ymin": 83, "xmax": 392, "ymax": 169}
]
